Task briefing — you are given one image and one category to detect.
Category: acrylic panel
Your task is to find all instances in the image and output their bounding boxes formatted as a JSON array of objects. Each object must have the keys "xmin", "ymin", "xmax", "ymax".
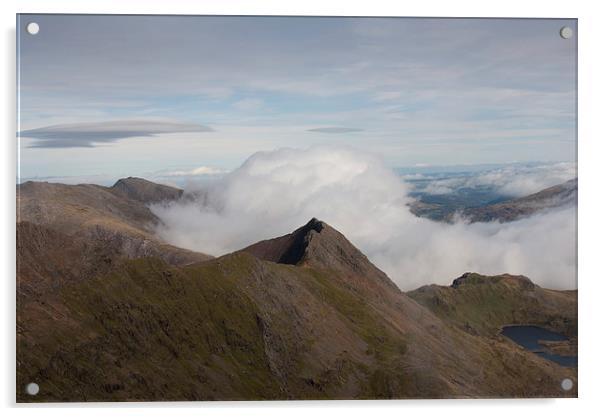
[{"xmin": 16, "ymin": 14, "xmax": 578, "ymax": 402}]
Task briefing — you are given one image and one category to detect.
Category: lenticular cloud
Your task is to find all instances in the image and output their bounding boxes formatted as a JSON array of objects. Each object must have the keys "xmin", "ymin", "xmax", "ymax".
[{"xmin": 151, "ymin": 145, "xmax": 576, "ymax": 291}]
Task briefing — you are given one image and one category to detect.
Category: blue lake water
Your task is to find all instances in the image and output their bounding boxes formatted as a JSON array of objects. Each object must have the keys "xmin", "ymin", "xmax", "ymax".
[{"xmin": 501, "ymin": 325, "xmax": 577, "ymax": 368}]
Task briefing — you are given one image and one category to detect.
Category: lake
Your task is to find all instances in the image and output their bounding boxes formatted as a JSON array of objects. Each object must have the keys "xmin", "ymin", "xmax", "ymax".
[{"xmin": 501, "ymin": 325, "xmax": 577, "ymax": 368}]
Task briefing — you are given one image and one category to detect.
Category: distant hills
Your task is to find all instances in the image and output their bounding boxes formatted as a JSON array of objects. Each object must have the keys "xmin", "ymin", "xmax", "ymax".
[
  {"xmin": 16, "ymin": 178, "xmax": 577, "ymax": 401},
  {"xmin": 460, "ymin": 179, "xmax": 577, "ymax": 223},
  {"xmin": 410, "ymin": 178, "xmax": 576, "ymax": 223}
]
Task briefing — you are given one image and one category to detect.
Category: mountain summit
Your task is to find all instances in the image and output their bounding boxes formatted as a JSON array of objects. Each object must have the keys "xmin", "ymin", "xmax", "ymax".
[
  {"xmin": 243, "ymin": 218, "xmax": 398, "ymax": 291},
  {"xmin": 110, "ymin": 177, "xmax": 183, "ymax": 204},
  {"xmin": 243, "ymin": 218, "xmax": 325, "ymax": 265}
]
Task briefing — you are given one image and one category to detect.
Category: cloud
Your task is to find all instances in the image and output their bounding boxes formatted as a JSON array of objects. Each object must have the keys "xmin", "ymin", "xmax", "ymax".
[
  {"xmin": 151, "ymin": 145, "xmax": 576, "ymax": 291},
  {"xmin": 418, "ymin": 162, "xmax": 576, "ymax": 197},
  {"xmin": 152, "ymin": 166, "xmax": 228, "ymax": 179},
  {"xmin": 469, "ymin": 163, "xmax": 577, "ymax": 196},
  {"xmin": 308, "ymin": 127, "xmax": 364, "ymax": 134},
  {"xmin": 19, "ymin": 120, "xmax": 214, "ymax": 148},
  {"xmin": 18, "ymin": 16, "xmax": 576, "ymax": 168},
  {"xmin": 162, "ymin": 166, "xmax": 227, "ymax": 177}
]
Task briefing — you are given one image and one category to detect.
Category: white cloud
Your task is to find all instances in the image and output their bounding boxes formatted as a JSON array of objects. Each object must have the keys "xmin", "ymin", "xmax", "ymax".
[
  {"xmin": 472, "ymin": 163, "xmax": 576, "ymax": 196},
  {"xmin": 151, "ymin": 146, "xmax": 576, "ymax": 291},
  {"xmin": 162, "ymin": 166, "xmax": 227, "ymax": 177},
  {"xmin": 418, "ymin": 162, "xmax": 577, "ymax": 197},
  {"xmin": 420, "ymin": 179, "xmax": 464, "ymax": 195},
  {"xmin": 19, "ymin": 120, "xmax": 213, "ymax": 148}
]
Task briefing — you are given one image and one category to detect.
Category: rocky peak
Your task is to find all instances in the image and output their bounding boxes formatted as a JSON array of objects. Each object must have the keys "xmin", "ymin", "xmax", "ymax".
[
  {"xmin": 451, "ymin": 272, "xmax": 535, "ymax": 290},
  {"xmin": 243, "ymin": 218, "xmax": 399, "ymax": 291},
  {"xmin": 242, "ymin": 218, "xmax": 326, "ymax": 265}
]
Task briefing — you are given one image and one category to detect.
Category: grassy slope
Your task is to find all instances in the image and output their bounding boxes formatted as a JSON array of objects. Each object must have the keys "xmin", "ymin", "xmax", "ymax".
[
  {"xmin": 18, "ymin": 257, "xmax": 577, "ymax": 402},
  {"xmin": 18, "ymin": 253, "xmax": 415, "ymax": 401}
]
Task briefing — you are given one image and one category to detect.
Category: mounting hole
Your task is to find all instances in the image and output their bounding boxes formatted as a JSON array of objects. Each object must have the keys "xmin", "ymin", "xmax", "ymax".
[
  {"xmin": 26, "ymin": 22, "xmax": 40, "ymax": 35},
  {"xmin": 560, "ymin": 26, "xmax": 573, "ymax": 39},
  {"xmin": 25, "ymin": 382, "xmax": 39, "ymax": 395},
  {"xmin": 561, "ymin": 378, "xmax": 573, "ymax": 391}
]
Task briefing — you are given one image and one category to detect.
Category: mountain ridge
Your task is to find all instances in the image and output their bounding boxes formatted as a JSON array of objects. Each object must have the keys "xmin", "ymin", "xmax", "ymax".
[
  {"xmin": 16, "ymin": 178, "xmax": 578, "ymax": 401},
  {"xmin": 409, "ymin": 178, "xmax": 576, "ymax": 223},
  {"xmin": 17, "ymin": 179, "xmax": 211, "ymax": 266}
]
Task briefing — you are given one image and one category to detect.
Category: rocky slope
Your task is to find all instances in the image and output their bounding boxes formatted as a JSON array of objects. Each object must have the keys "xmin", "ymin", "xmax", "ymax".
[
  {"xmin": 242, "ymin": 217, "xmax": 399, "ymax": 293},
  {"xmin": 17, "ymin": 179, "xmax": 211, "ymax": 266}
]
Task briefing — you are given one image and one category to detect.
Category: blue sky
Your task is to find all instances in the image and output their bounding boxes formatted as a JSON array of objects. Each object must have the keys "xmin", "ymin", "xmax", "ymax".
[{"xmin": 17, "ymin": 15, "xmax": 577, "ymax": 182}]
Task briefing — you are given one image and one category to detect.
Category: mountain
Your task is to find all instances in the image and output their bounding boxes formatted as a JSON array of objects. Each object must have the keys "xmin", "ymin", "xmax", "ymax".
[
  {"xmin": 242, "ymin": 218, "xmax": 399, "ymax": 293},
  {"xmin": 408, "ymin": 272, "xmax": 577, "ymax": 338},
  {"xmin": 460, "ymin": 179, "xmax": 577, "ymax": 223},
  {"xmin": 17, "ymin": 179, "xmax": 211, "ymax": 266},
  {"xmin": 17, "ymin": 207, "xmax": 577, "ymax": 401},
  {"xmin": 409, "ymin": 178, "xmax": 577, "ymax": 223},
  {"xmin": 111, "ymin": 177, "xmax": 183, "ymax": 204}
]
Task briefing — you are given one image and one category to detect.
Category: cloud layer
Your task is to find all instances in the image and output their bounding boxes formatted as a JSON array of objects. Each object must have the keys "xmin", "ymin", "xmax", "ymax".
[
  {"xmin": 418, "ymin": 162, "xmax": 577, "ymax": 197},
  {"xmin": 151, "ymin": 146, "xmax": 576, "ymax": 291},
  {"xmin": 161, "ymin": 166, "xmax": 226, "ymax": 177},
  {"xmin": 20, "ymin": 120, "xmax": 213, "ymax": 148}
]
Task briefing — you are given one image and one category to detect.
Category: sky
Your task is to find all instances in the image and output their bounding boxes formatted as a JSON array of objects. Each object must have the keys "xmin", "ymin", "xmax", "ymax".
[{"xmin": 17, "ymin": 15, "xmax": 577, "ymax": 182}]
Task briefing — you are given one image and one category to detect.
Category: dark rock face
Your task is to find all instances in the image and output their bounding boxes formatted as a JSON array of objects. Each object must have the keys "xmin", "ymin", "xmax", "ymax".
[
  {"xmin": 243, "ymin": 218, "xmax": 324, "ymax": 265},
  {"xmin": 278, "ymin": 218, "xmax": 322, "ymax": 264},
  {"xmin": 111, "ymin": 177, "xmax": 183, "ymax": 204},
  {"xmin": 451, "ymin": 272, "xmax": 477, "ymax": 288}
]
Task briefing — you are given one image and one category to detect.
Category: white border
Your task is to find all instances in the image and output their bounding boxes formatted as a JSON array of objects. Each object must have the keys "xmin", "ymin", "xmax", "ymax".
[{"xmin": 2, "ymin": 1, "xmax": 601, "ymax": 415}]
